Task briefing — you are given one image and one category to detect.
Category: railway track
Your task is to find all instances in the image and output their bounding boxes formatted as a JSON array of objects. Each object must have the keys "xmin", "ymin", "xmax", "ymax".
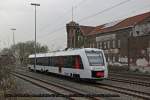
[
  {"xmin": 14, "ymin": 69, "xmax": 150, "ymax": 99},
  {"xmin": 11, "ymin": 72, "xmax": 119, "ymax": 100},
  {"xmin": 109, "ymin": 72, "xmax": 150, "ymax": 80},
  {"xmin": 91, "ymin": 82, "xmax": 150, "ymax": 100},
  {"xmin": 108, "ymin": 74, "xmax": 150, "ymax": 87},
  {"xmin": 12, "ymin": 73, "xmax": 76, "ymax": 100},
  {"xmin": 108, "ymin": 77, "xmax": 150, "ymax": 87}
]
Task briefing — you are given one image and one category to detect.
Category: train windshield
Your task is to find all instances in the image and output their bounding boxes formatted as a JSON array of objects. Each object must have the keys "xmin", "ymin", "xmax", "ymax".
[{"xmin": 86, "ymin": 51, "xmax": 104, "ymax": 66}]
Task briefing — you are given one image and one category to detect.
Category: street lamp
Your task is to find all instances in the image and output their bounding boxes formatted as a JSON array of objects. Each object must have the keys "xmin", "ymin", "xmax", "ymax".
[
  {"xmin": 11, "ymin": 28, "xmax": 16, "ymax": 46},
  {"xmin": 11, "ymin": 28, "xmax": 16, "ymax": 56},
  {"xmin": 31, "ymin": 3, "xmax": 40, "ymax": 72}
]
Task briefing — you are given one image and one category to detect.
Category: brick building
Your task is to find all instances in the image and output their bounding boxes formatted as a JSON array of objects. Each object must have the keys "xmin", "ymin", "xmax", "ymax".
[{"xmin": 66, "ymin": 12, "xmax": 150, "ymax": 72}]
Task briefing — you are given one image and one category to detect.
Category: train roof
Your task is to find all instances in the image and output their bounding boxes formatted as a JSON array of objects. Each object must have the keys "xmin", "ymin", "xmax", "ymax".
[{"xmin": 28, "ymin": 48, "xmax": 103, "ymax": 58}]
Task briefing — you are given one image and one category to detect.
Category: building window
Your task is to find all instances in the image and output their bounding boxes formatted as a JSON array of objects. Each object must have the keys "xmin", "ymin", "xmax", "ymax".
[
  {"xmin": 78, "ymin": 36, "xmax": 80, "ymax": 41},
  {"xmin": 112, "ymin": 40, "xmax": 116, "ymax": 48},
  {"xmin": 97, "ymin": 42, "xmax": 99, "ymax": 48},
  {"xmin": 102, "ymin": 42, "xmax": 104, "ymax": 49},
  {"xmin": 89, "ymin": 42, "xmax": 92, "ymax": 48},
  {"xmin": 118, "ymin": 39, "xmax": 121, "ymax": 48},
  {"xmin": 104, "ymin": 42, "xmax": 107, "ymax": 49},
  {"xmin": 99, "ymin": 42, "xmax": 102, "ymax": 49},
  {"xmin": 107, "ymin": 41, "xmax": 110, "ymax": 49},
  {"xmin": 108, "ymin": 56, "xmax": 110, "ymax": 62},
  {"xmin": 72, "ymin": 38, "xmax": 74, "ymax": 47},
  {"xmin": 113, "ymin": 56, "xmax": 115, "ymax": 62},
  {"xmin": 91, "ymin": 43, "xmax": 93, "ymax": 48},
  {"xmin": 106, "ymin": 55, "xmax": 108, "ymax": 62},
  {"xmin": 93, "ymin": 43, "xmax": 95, "ymax": 48},
  {"xmin": 88, "ymin": 41, "xmax": 90, "ymax": 48},
  {"xmin": 90, "ymin": 43, "xmax": 92, "ymax": 48}
]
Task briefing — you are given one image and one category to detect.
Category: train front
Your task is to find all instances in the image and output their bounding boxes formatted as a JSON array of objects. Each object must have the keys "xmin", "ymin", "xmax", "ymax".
[{"xmin": 85, "ymin": 49, "xmax": 108, "ymax": 80}]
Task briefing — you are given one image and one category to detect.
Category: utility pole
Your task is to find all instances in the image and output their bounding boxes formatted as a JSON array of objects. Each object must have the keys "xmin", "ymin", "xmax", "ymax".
[
  {"xmin": 31, "ymin": 3, "xmax": 40, "ymax": 72},
  {"xmin": 72, "ymin": 6, "xmax": 74, "ymax": 21},
  {"xmin": 11, "ymin": 28, "xmax": 16, "ymax": 46}
]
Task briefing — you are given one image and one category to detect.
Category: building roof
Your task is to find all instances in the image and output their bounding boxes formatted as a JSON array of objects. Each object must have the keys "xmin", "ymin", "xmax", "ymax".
[
  {"xmin": 80, "ymin": 25, "xmax": 95, "ymax": 36},
  {"xmin": 79, "ymin": 11, "xmax": 150, "ymax": 36}
]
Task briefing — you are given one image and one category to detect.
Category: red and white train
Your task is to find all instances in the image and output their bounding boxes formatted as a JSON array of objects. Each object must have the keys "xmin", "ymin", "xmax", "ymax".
[{"xmin": 28, "ymin": 48, "xmax": 108, "ymax": 80}]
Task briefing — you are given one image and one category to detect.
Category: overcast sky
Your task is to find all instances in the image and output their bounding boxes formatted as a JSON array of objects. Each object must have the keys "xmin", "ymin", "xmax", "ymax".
[{"xmin": 0, "ymin": 0, "xmax": 150, "ymax": 51}]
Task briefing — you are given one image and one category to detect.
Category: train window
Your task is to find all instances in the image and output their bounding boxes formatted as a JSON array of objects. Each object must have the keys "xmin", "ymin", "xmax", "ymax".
[
  {"xmin": 32, "ymin": 55, "xmax": 83, "ymax": 69},
  {"xmin": 63, "ymin": 55, "xmax": 83, "ymax": 69},
  {"xmin": 59, "ymin": 56, "xmax": 64, "ymax": 67},
  {"xmin": 29, "ymin": 58, "xmax": 34, "ymax": 65},
  {"xmin": 86, "ymin": 51, "xmax": 104, "ymax": 66},
  {"xmin": 36, "ymin": 57, "xmax": 49, "ymax": 66},
  {"xmin": 36, "ymin": 58, "xmax": 40, "ymax": 65},
  {"xmin": 53, "ymin": 57, "xmax": 58, "ymax": 66},
  {"xmin": 55, "ymin": 56, "xmax": 63, "ymax": 67},
  {"xmin": 49, "ymin": 57, "xmax": 52, "ymax": 66},
  {"xmin": 50, "ymin": 56, "xmax": 64, "ymax": 67},
  {"xmin": 64, "ymin": 56, "xmax": 73, "ymax": 68},
  {"xmin": 51, "ymin": 57, "xmax": 55, "ymax": 66}
]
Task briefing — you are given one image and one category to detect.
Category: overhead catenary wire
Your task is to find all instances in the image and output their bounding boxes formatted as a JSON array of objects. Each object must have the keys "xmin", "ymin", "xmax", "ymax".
[
  {"xmin": 37, "ymin": 0, "xmax": 150, "ymax": 50},
  {"xmin": 77, "ymin": 0, "xmax": 131, "ymax": 22},
  {"xmin": 38, "ymin": 26, "xmax": 65, "ymax": 40},
  {"xmin": 101, "ymin": 3, "xmax": 150, "ymax": 25},
  {"xmin": 38, "ymin": 0, "xmax": 87, "ymax": 38},
  {"xmin": 38, "ymin": 0, "xmax": 132, "ymax": 40}
]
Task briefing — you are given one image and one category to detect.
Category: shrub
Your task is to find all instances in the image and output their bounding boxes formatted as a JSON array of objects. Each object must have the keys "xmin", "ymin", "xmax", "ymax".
[{"xmin": 0, "ymin": 55, "xmax": 15, "ymax": 90}]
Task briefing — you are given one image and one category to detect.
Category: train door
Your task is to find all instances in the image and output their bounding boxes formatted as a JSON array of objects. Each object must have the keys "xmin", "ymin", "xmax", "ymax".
[{"xmin": 58, "ymin": 56, "xmax": 64, "ymax": 73}]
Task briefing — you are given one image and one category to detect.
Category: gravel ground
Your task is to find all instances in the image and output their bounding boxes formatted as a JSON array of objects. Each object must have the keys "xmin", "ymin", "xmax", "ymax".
[
  {"xmin": 5, "ymin": 76, "xmax": 67, "ymax": 100},
  {"xmin": 15, "ymin": 69, "xmax": 143, "ymax": 100}
]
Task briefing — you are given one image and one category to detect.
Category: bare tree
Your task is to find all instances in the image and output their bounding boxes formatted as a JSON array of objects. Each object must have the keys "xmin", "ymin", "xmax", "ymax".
[{"xmin": 10, "ymin": 41, "xmax": 49, "ymax": 66}]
